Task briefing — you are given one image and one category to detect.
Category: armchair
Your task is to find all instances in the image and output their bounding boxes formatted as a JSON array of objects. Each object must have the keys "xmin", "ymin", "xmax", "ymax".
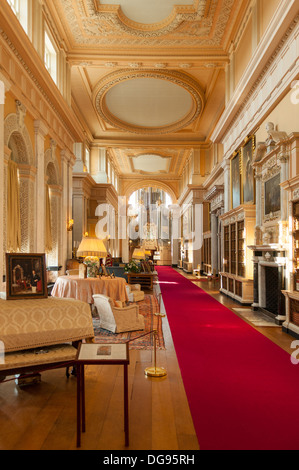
[
  {"xmin": 92, "ymin": 294, "xmax": 145, "ymax": 333},
  {"xmin": 66, "ymin": 269, "xmax": 79, "ymax": 275},
  {"xmin": 125, "ymin": 283, "xmax": 145, "ymax": 302}
]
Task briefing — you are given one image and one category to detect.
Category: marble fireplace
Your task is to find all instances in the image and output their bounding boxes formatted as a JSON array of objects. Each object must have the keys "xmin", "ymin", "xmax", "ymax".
[
  {"xmin": 250, "ymin": 247, "xmax": 287, "ymax": 324},
  {"xmin": 249, "ymin": 122, "xmax": 290, "ymax": 324}
]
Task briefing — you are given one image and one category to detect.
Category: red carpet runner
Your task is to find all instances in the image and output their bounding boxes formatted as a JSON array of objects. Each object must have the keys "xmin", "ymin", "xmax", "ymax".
[{"xmin": 157, "ymin": 266, "xmax": 299, "ymax": 450}]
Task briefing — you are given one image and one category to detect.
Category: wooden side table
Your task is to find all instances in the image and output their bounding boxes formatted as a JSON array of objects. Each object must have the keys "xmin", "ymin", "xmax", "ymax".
[
  {"xmin": 127, "ymin": 271, "xmax": 157, "ymax": 291},
  {"xmin": 76, "ymin": 342, "xmax": 130, "ymax": 448}
]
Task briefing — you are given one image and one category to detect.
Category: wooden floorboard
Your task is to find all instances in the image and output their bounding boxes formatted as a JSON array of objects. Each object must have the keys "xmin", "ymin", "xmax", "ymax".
[{"xmin": 0, "ymin": 267, "xmax": 295, "ymax": 451}]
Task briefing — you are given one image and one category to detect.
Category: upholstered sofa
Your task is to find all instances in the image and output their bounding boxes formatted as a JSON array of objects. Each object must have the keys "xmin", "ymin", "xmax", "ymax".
[{"xmin": 0, "ymin": 296, "xmax": 94, "ymax": 380}]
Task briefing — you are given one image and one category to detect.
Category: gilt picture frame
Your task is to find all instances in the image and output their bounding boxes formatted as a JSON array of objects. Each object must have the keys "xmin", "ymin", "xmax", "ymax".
[
  {"xmin": 6, "ymin": 253, "xmax": 48, "ymax": 300},
  {"xmin": 231, "ymin": 152, "xmax": 241, "ymax": 209},
  {"xmin": 241, "ymin": 135, "xmax": 256, "ymax": 205},
  {"xmin": 264, "ymin": 173, "xmax": 281, "ymax": 217}
]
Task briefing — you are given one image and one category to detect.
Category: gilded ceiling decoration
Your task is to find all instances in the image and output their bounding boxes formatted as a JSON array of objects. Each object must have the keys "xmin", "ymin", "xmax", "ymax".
[
  {"xmin": 51, "ymin": 0, "xmax": 239, "ymax": 47},
  {"xmin": 43, "ymin": 0, "xmax": 247, "ymax": 181}
]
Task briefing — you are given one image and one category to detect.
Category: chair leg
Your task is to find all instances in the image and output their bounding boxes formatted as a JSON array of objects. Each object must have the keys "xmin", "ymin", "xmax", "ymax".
[{"xmin": 66, "ymin": 365, "xmax": 77, "ymax": 378}]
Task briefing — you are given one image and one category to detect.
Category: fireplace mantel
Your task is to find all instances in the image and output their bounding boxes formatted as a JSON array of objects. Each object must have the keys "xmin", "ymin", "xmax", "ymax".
[
  {"xmin": 250, "ymin": 247, "xmax": 287, "ymax": 323},
  {"xmin": 248, "ymin": 245, "xmax": 286, "ymax": 252}
]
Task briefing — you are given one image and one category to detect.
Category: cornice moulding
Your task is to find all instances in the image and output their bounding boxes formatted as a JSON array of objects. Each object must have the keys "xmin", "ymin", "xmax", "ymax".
[
  {"xmin": 0, "ymin": 2, "xmax": 85, "ymax": 143},
  {"xmin": 178, "ymin": 184, "xmax": 205, "ymax": 205},
  {"xmin": 202, "ymin": 161, "xmax": 224, "ymax": 189},
  {"xmin": 211, "ymin": 0, "xmax": 299, "ymax": 144},
  {"xmin": 204, "ymin": 184, "xmax": 224, "ymax": 201}
]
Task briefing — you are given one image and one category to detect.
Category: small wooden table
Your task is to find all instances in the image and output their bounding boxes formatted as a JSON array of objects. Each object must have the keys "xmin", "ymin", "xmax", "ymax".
[
  {"xmin": 76, "ymin": 342, "xmax": 130, "ymax": 448},
  {"xmin": 127, "ymin": 271, "xmax": 157, "ymax": 291}
]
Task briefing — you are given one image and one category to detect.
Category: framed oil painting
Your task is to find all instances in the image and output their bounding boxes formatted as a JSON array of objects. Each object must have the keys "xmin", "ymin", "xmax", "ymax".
[
  {"xmin": 231, "ymin": 152, "xmax": 241, "ymax": 209},
  {"xmin": 241, "ymin": 136, "xmax": 255, "ymax": 204},
  {"xmin": 6, "ymin": 253, "xmax": 48, "ymax": 300},
  {"xmin": 264, "ymin": 173, "xmax": 281, "ymax": 216}
]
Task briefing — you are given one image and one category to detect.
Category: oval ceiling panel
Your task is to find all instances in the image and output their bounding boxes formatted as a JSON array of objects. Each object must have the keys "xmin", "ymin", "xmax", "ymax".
[
  {"xmin": 99, "ymin": 0, "xmax": 194, "ymax": 24},
  {"xmin": 93, "ymin": 70, "xmax": 205, "ymax": 135},
  {"xmin": 105, "ymin": 78, "xmax": 193, "ymax": 128}
]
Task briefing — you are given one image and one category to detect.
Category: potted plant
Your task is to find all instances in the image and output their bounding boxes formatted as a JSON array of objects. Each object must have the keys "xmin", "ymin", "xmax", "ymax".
[{"xmin": 124, "ymin": 260, "xmax": 142, "ymax": 273}]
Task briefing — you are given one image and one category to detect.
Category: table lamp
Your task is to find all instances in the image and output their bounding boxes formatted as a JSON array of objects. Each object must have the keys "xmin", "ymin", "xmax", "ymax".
[
  {"xmin": 132, "ymin": 248, "xmax": 145, "ymax": 260},
  {"xmin": 77, "ymin": 236, "xmax": 107, "ymax": 277}
]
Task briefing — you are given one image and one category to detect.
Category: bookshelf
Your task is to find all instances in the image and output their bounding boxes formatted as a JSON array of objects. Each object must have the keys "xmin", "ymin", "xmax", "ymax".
[{"xmin": 219, "ymin": 205, "xmax": 256, "ymax": 304}]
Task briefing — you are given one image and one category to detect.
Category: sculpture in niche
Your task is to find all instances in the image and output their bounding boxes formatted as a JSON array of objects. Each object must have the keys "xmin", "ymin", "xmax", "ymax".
[{"xmin": 15, "ymin": 100, "xmax": 26, "ymax": 132}]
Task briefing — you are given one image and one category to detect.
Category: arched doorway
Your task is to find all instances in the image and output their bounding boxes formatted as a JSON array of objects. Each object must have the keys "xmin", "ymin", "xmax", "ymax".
[{"xmin": 127, "ymin": 186, "xmax": 173, "ymax": 265}]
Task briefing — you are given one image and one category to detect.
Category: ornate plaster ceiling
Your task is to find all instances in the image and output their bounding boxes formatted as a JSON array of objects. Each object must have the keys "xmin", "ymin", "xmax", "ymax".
[
  {"xmin": 45, "ymin": 0, "xmax": 249, "ymax": 181},
  {"xmin": 98, "ymin": 0, "xmax": 196, "ymax": 26},
  {"xmin": 93, "ymin": 69, "xmax": 205, "ymax": 134},
  {"xmin": 104, "ymin": 77, "xmax": 193, "ymax": 128},
  {"xmin": 130, "ymin": 154, "xmax": 172, "ymax": 174}
]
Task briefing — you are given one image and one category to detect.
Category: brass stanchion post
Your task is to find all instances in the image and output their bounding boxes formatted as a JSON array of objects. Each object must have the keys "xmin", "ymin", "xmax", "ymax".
[{"xmin": 144, "ymin": 312, "xmax": 167, "ymax": 378}]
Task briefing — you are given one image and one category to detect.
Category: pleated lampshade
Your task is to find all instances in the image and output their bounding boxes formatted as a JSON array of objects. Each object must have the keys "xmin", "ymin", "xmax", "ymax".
[
  {"xmin": 132, "ymin": 248, "xmax": 145, "ymax": 259},
  {"xmin": 77, "ymin": 237, "xmax": 107, "ymax": 258}
]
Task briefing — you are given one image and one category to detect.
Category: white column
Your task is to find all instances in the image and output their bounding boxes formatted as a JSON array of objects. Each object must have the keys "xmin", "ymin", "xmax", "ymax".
[
  {"xmin": 34, "ymin": 120, "xmax": 48, "ymax": 253},
  {"xmin": 191, "ymin": 148, "xmax": 205, "ymax": 185},
  {"xmin": 118, "ymin": 196, "xmax": 129, "ymax": 263},
  {"xmin": 229, "ymin": 46, "xmax": 235, "ymax": 99},
  {"xmin": 171, "ymin": 238, "xmax": 179, "ymax": 266},
  {"xmin": 252, "ymin": 0, "xmax": 261, "ymax": 52},
  {"xmin": 279, "ymin": 152, "xmax": 289, "ymax": 221},
  {"xmin": 32, "ymin": 0, "xmax": 44, "ymax": 59},
  {"xmin": 73, "ymin": 143, "xmax": 85, "ymax": 173},
  {"xmin": 0, "ymin": 76, "xmax": 11, "ymax": 292},
  {"xmin": 72, "ymin": 193, "xmax": 85, "ymax": 245},
  {"xmin": 211, "ymin": 212, "xmax": 218, "ymax": 275},
  {"xmin": 218, "ymin": 207, "xmax": 224, "ymax": 273},
  {"xmin": 60, "ymin": 149, "xmax": 74, "ymax": 270},
  {"xmin": 69, "ymin": 155, "xmax": 75, "ymax": 255},
  {"xmin": 225, "ymin": 63, "xmax": 230, "ymax": 105},
  {"xmin": 90, "ymin": 146, "xmax": 108, "ymax": 183},
  {"xmin": 255, "ymin": 173, "xmax": 262, "ymax": 228},
  {"xmin": 221, "ymin": 159, "xmax": 231, "ymax": 213}
]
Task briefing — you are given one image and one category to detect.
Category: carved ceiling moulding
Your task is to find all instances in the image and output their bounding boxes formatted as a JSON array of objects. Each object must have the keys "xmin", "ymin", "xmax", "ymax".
[
  {"xmin": 93, "ymin": 69, "xmax": 205, "ymax": 135},
  {"xmin": 55, "ymin": 0, "xmax": 240, "ymax": 47},
  {"xmin": 91, "ymin": 0, "xmax": 206, "ymax": 38}
]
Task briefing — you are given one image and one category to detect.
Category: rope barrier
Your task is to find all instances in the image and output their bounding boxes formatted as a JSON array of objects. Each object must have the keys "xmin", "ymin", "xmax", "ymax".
[{"xmin": 124, "ymin": 329, "xmax": 157, "ymax": 344}]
